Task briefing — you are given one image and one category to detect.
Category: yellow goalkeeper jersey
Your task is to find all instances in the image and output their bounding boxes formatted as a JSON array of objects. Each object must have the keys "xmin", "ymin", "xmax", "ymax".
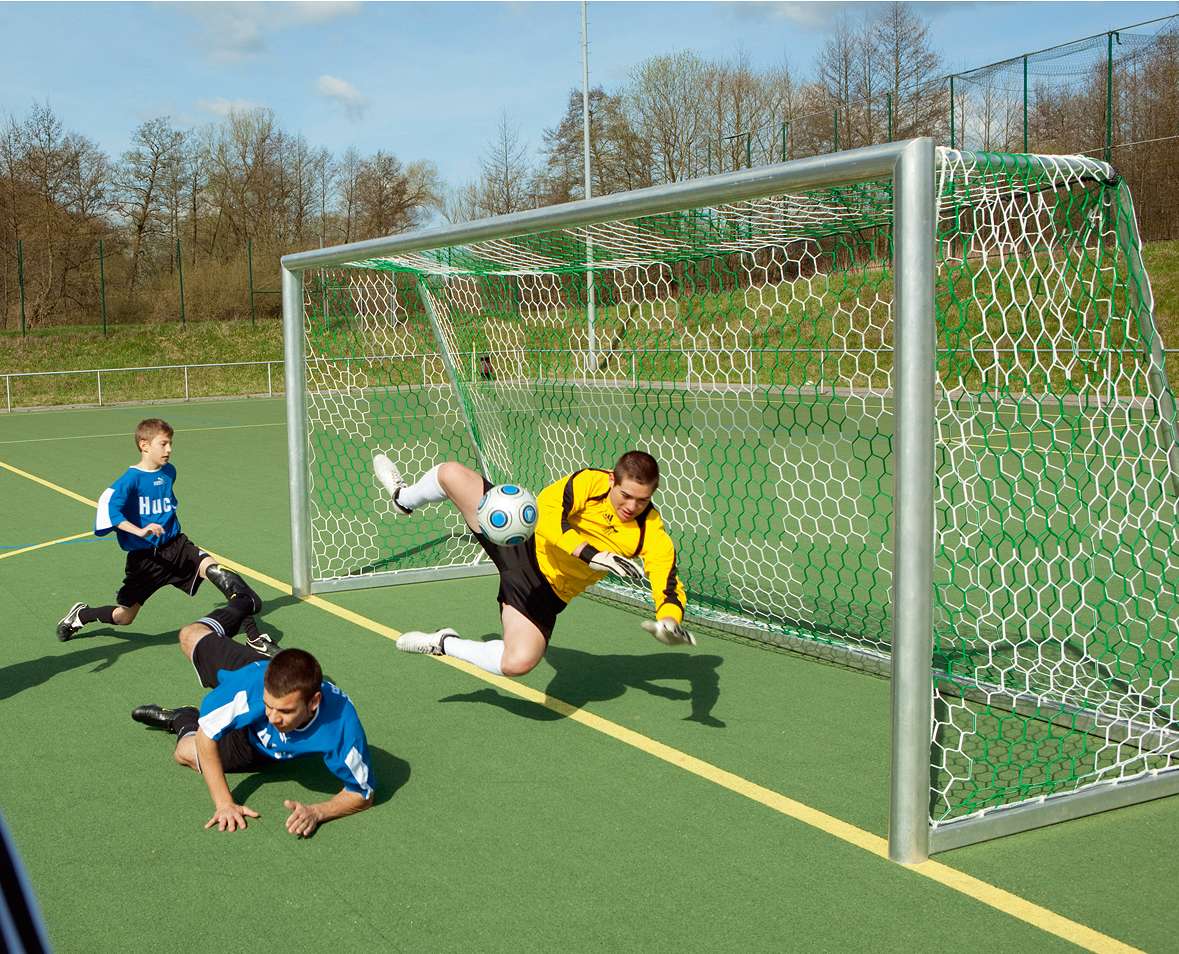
[{"xmin": 534, "ymin": 468, "xmax": 686, "ymax": 623}]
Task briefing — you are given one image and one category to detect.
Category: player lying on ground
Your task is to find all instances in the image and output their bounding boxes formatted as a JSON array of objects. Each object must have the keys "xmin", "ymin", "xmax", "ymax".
[
  {"xmin": 132, "ymin": 601, "xmax": 373, "ymax": 836},
  {"xmin": 374, "ymin": 449, "xmax": 694, "ymax": 678},
  {"xmin": 56, "ymin": 417, "xmax": 265, "ymax": 644}
]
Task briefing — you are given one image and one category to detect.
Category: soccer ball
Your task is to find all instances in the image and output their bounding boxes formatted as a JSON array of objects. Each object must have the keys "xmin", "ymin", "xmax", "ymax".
[{"xmin": 477, "ymin": 484, "xmax": 538, "ymax": 546}]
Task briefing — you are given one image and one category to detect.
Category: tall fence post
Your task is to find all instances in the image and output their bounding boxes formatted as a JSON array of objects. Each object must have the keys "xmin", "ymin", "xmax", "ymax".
[
  {"xmin": 887, "ymin": 92, "xmax": 893, "ymax": 142},
  {"xmin": 746, "ymin": 131, "xmax": 752, "ymax": 169},
  {"xmin": 1022, "ymin": 56, "xmax": 1029, "ymax": 153},
  {"xmin": 780, "ymin": 122, "xmax": 787, "ymax": 162},
  {"xmin": 17, "ymin": 239, "xmax": 26, "ymax": 336},
  {"xmin": 176, "ymin": 239, "xmax": 186, "ymax": 326},
  {"xmin": 247, "ymin": 238, "xmax": 257, "ymax": 326},
  {"xmin": 98, "ymin": 238, "xmax": 108, "ymax": 334},
  {"xmin": 833, "ymin": 108, "xmax": 840, "ymax": 151},
  {"xmin": 1105, "ymin": 31, "xmax": 1116, "ymax": 164},
  {"xmin": 949, "ymin": 75, "xmax": 956, "ymax": 149}
]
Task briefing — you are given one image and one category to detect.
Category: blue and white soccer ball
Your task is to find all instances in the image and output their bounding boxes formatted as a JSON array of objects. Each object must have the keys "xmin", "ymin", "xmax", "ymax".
[{"xmin": 477, "ymin": 483, "xmax": 538, "ymax": 546}]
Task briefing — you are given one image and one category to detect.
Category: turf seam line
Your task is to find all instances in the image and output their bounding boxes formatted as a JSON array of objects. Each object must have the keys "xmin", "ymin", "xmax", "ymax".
[{"xmin": 3, "ymin": 454, "xmax": 1143, "ymax": 954}]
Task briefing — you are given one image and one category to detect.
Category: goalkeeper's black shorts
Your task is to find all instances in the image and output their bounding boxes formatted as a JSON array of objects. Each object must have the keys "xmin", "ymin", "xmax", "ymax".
[{"xmin": 473, "ymin": 479, "xmax": 566, "ymax": 640}]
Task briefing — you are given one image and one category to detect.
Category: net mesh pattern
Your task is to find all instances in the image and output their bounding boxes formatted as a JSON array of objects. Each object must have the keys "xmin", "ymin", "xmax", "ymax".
[{"xmin": 298, "ymin": 147, "xmax": 1179, "ymax": 825}]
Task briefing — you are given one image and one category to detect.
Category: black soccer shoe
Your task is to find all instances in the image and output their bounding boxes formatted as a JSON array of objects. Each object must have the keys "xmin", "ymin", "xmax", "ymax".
[
  {"xmin": 132, "ymin": 704, "xmax": 179, "ymax": 731},
  {"xmin": 245, "ymin": 630, "xmax": 280, "ymax": 658},
  {"xmin": 205, "ymin": 564, "xmax": 262, "ymax": 615},
  {"xmin": 56, "ymin": 602, "xmax": 86, "ymax": 641}
]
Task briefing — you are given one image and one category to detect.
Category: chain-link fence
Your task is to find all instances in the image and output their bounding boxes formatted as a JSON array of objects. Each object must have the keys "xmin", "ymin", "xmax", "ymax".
[{"xmin": 0, "ymin": 235, "xmax": 283, "ymax": 334}]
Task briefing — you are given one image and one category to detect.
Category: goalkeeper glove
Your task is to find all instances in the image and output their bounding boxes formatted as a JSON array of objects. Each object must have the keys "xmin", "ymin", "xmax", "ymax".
[
  {"xmin": 642, "ymin": 618, "xmax": 696, "ymax": 646},
  {"xmin": 580, "ymin": 545, "xmax": 644, "ymax": 582}
]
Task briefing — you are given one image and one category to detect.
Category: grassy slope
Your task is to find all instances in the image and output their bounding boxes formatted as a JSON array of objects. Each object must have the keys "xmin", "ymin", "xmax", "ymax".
[{"xmin": 0, "ymin": 240, "xmax": 1176, "ymax": 408}]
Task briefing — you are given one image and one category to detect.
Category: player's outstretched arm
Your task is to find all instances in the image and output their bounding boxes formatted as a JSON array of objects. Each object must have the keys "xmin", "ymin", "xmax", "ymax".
[
  {"xmin": 283, "ymin": 790, "xmax": 371, "ymax": 838},
  {"xmin": 196, "ymin": 731, "xmax": 259, "ymax": 832}
]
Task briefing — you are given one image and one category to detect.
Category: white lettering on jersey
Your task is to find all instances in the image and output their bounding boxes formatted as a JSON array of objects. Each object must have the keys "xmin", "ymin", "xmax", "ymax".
[
  {"xmin": 256, "ymin": 726, "xmax": 273, "ymax": 748},
  {"xmin": 139, "ymin": 497, "xmax": 151, "ymax": 516},
  {"xmin": 163, "ymin": 498, "xmax": 172, "ymax": 512}
]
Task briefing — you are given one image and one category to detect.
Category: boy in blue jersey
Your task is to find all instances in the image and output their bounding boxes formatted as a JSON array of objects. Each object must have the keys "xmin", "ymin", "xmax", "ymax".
[
  {"xmin": 132, "ymin": 601, "xmax": 374, "ymax": 836},
  {"xmin": 55, "ymin": 418, "xmax": 269, "ymax": 650}
]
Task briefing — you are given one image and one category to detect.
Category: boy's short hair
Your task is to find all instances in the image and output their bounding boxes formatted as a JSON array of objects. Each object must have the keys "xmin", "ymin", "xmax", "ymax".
[
  {"xmin": 135, "ymin": 418, "xmax": 173, "ymax": 450},
  {"xmin": 614, "ymin": 450, "xmax": 659, "ymax": 487},
  {"xmin": 264, "ymin": 648, "xmax": 323, "ymax": 702}
]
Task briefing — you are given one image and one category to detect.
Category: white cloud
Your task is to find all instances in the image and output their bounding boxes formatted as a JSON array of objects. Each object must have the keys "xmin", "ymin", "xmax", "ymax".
[
  {"xmin": 181, "ymin": 1, "xmax": 362, "ymax": 63},
  {"xmin": 316, "ymin": 74, "xmax": 368, "ymax": 120},
  {"xmin": 197, "ymin": 97, "xmax": 263, "ymax": 117}
]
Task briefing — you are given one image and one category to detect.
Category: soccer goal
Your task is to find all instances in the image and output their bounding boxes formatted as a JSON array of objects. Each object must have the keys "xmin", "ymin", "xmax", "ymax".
[{"xmin": 281, "ymin": 140, "xmax": 1179, "ymax": 862}]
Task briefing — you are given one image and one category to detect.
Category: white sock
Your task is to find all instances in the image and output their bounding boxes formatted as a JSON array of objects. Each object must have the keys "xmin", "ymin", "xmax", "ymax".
[
  {"xmin": 398, "ymin": 464, "xmax": 447, "ymax": 511},
  {"xmin": 442, "ymin": 636, "xmax": 505, "ymax": 676}
]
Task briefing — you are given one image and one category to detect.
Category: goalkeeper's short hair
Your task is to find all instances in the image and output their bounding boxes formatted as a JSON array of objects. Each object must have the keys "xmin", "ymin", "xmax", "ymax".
[{"xmin": 615, "ymin": 450, "xmax": 659, "ymax": 486}]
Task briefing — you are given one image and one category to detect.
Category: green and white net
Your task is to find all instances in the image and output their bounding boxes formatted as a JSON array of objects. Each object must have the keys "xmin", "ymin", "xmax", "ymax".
[{"xmin": 297, "ymin": 147, "xmax": 1178, "ymax": 829}]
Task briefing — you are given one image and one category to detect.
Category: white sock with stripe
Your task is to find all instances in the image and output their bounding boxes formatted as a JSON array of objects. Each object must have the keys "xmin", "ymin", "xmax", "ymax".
[
  {"xmin": 398, "ymin": 464, "xmax": 447, "ymax": 511},
  {"xmin": 441, "ymin": 637, "xmax": 505, "ymax": 676}
]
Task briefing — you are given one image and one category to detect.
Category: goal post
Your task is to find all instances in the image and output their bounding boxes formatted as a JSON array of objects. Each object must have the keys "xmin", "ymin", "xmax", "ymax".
[{"xmin": 280, "ymin": 138, "xmax": 1179, "ymax": 862}]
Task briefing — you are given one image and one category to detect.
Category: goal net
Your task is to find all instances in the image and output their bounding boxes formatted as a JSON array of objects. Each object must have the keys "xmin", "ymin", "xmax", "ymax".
[{"xmin": 284, "ymin": 145, "xmax": 1179, "ymax": 854}]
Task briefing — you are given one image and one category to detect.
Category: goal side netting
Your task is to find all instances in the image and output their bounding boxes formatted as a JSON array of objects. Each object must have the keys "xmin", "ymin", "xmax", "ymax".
[{"xmin": 285, "ymin": 146, "xmax": 1179, "ymax": 851}]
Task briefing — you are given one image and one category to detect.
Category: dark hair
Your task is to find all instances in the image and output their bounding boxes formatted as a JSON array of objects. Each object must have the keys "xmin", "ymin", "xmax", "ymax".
[
  {"xmin": 135, "ymin": 418, "xmax": 173, "ymax": 450},
  {"xmin": 614, "ymin": 450, "xmax": 659, "ymax": 487},
  {"xmin": 264, "ymin": 648, "xmax": 323, "ymax": 701}
]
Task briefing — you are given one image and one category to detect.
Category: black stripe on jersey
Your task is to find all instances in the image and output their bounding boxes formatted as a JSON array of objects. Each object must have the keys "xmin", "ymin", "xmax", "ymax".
[
  {"xmin": 631, "ymin": 506, "xmax": 651, "ymax": 557},
  {"xmin": 561, "ymin": 470, "xmax": 586, "ymax": 533},
  {"xmin": 661, "ymin": 555, "xmax": 684, "ymax": 612},
  {"xmin": 586, "ymin": 469, "xmax": 612, "ymax": 504}
]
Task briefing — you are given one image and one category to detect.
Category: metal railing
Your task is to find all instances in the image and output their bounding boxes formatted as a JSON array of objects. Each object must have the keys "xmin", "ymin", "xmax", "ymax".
[{"xmin": 1, "ymin": 359, "xmax": 282, "ymax": 412}]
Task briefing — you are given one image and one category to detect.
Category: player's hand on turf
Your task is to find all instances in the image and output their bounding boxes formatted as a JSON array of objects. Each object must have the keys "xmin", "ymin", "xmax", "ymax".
[
  {"xmin": 586, "ymin": 549, "xmax": 645, "ymax": 582},
  {"xmin": 284, "ymin": 799, "xmax": 322, "ymax": 838},
  {"xmin": 641, "ymin": 618, "xmax": 697, "ymax": 646},
  {"xmin": 205, "ymin": 802, "xmax": 259, "ymax": 832}
]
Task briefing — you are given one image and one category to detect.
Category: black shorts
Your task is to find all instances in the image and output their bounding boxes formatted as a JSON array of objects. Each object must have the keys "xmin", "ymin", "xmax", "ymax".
[
  {"xmin": 190, "ymin": 608, "xmax": 272, "ymax": 774},
  {"xmin": 474, "ymin": 479, "xmax": 566, "ymax": 640},
  {"xmin": 190, "ymin": 606, "xmax": 267, "ymax": 688},
  {"xmin": 116, "ymin": 532, "xmax": 207, "ymax": 608}
]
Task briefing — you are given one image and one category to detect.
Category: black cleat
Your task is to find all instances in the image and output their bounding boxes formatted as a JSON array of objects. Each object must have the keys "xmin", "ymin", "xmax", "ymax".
[
  {"xmin": 245, "ymin": 630, "xmax": 280, "ymax": 658},
  {"xmin": 205, "ymin": 564, "xmax": 262, "ymax": 615},
  {"xmin": 132, "ymin": 704, "xmax": 178, "ymax": 731},
  {"xmin": 57, "ymin": 602, "xmax": 86, "ymax": 641}
]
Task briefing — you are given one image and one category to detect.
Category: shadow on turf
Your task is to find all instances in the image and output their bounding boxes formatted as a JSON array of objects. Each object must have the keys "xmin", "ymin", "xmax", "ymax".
[
  {"xmin": 439, "ymin": 641, "xmax": 726, "ymax": 727},
  {"xmin": 229, "ymin": 745, "xmax": 410, "ymax": 823},
  {"xmin": 0, "ymin": 629, "xmax": 179, "ymax": 702},
  {"xmin": 2, "ymin": 598, "xmax": 297, "ymax": 702}
]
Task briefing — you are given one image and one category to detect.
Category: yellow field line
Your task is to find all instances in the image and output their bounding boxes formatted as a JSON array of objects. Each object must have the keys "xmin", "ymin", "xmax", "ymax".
[
  {"xmin": 3, "ymin": 456, "xmax": 1142, "ymax": 954},
  {"xmin": 0, "ymin": 530, "xmax": 92, "ymax": 561}
]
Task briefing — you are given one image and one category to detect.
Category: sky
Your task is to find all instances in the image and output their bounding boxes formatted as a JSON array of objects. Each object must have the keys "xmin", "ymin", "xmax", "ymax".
[{"xmin": 1, "ymin": 0, "xmax": 1176, "ymax": 191}]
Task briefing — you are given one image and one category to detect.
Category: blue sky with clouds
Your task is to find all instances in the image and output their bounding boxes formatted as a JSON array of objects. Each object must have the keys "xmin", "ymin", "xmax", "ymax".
[{"xmin": 2, "ymin": 1, "xmax": 1175, "ymax": 189}]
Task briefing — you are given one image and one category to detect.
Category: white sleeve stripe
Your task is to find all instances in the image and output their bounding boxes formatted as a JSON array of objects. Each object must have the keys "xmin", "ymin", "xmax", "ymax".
[
  {"xmin": 198, "ymin": 690, "xmax": 251, "ymax": 738},
  {"xmin": 95, "ymin": 487, "xmax": 116, "ymax": 531},
  {"xmin": 344, "ymin": 746, "xmax": 373, "ymax": 798}
]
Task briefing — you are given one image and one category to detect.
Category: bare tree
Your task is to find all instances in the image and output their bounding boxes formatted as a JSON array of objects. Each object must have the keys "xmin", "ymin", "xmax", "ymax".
[
  {"xmin": 354, "ymin": 151, "xmax": 440, "ymax": 238},
  {"xmin": 876, "ymin": 2, "xmax": 944, "ymax": 140},
  {"xmin": 627, "ymin": 52, "xmax": 708, "ymax": 183},
  {"xmin": 478, "ymin": 112, "xmax": 533, "ymax": 215},
  {"xmin": 117, "ymin": 116, "xmax": 184, "ymax": 289}
]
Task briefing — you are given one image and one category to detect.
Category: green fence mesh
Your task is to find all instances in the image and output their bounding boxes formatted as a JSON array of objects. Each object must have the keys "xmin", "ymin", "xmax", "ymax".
[{"xmin": 297, "ymin": 147, "xmax": 1179, "ymax": 827}]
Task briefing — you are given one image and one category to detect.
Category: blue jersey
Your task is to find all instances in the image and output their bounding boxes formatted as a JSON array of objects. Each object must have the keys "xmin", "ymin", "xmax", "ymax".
[
  {"xmin": 197, "ymin": 661, "xmax": 374, "ymax": 799},
  {"xmin": 94, "ymin": 464, "xmax": 181, "ymax": 552}
]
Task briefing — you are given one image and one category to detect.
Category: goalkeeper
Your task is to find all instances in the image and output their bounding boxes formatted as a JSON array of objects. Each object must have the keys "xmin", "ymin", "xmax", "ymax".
[{"xmin": 374, "ymin": 449, "xmax": 693, "ymax": 677}]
